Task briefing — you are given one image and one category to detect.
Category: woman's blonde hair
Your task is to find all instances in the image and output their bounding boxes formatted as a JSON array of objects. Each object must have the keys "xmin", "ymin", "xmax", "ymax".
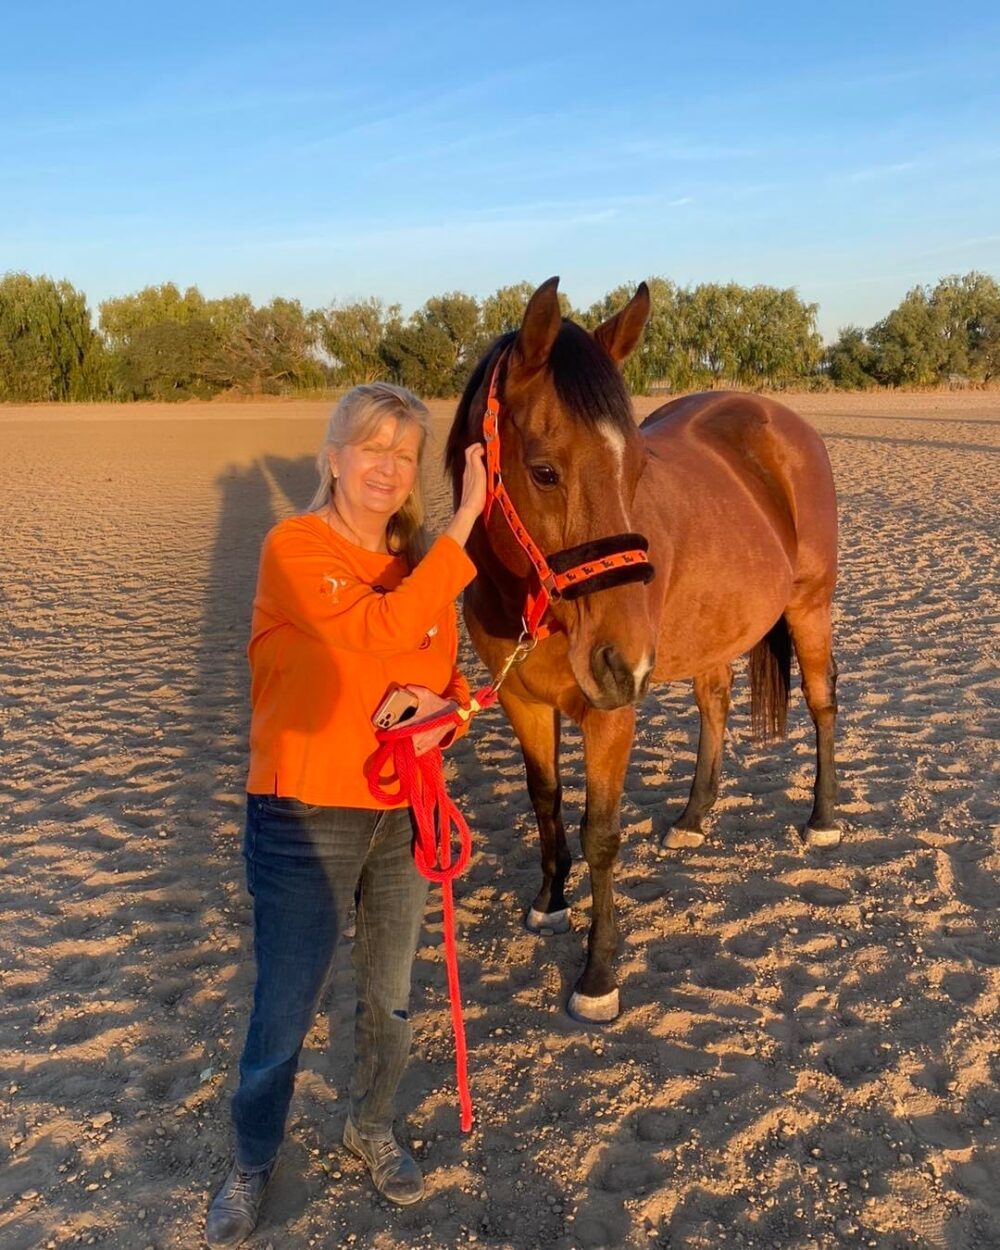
[{"xmin": 308, "ymin": 383, "xmax": 431, "ymax": 567}]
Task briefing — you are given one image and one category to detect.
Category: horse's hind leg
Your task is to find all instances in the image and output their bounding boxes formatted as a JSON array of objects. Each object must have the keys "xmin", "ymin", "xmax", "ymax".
[
  {"xmin": 660, "ymin": 662, "xmax": 733, "ymax": 852},
  {"xmin": 785, "ymin": 600, "xmax": 840, "ymax": 846},
  {"xmin": 569, "ymin": 704, "xmax": 635, "ymax": 1023},
  {"xmin": 500, "ymin": 690, "xmax": 572, "ymax": 933}
]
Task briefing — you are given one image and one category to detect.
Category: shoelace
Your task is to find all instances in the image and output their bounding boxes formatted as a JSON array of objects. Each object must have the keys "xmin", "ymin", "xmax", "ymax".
[
  {"xmin": 228, "ymin": 1169, "xmax": 261, "ymax": 1199},
  {"xmin": 371, "ymin": 1138, "xmax": 404, "ymax": 1181}
]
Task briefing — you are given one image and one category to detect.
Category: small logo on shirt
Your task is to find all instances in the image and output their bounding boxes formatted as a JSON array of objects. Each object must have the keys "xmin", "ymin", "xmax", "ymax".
[
  {"xmin": 322, "ymin": 575, "xmax": 350, "ymax": 602},
  {"xmin": 418, "ymin": 624, "xmax": 439, "ymax": 650}
]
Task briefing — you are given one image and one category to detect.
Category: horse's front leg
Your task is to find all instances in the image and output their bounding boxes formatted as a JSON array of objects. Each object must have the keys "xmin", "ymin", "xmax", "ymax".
[
  {"xmin": 499, "ymin": 690, "xmax": 572, "ymax": 933},
  {"xmin": 568, "ymin": 704, "xmax": 636, "ymax": 1023}
]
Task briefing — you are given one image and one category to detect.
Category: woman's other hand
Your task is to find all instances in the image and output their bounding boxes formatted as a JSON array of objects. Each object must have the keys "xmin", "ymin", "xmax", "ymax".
[{"xmin": 404, "ymin": 685, "xmax": 460, "ymax": 756}]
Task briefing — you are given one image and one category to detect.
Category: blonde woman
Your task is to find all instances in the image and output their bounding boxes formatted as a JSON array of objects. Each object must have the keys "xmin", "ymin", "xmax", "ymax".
[{"xmin": 206, "ymin": 384, "xmax": 486, "ymax": 1248}]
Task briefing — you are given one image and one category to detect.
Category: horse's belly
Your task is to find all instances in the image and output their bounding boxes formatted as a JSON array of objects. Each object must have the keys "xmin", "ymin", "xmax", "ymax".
[{"xmin": 651, "ymin": 534, "xmax": 794, "ymax": 680}]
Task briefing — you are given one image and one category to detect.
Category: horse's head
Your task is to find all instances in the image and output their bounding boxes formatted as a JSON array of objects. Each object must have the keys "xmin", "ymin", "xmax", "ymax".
[{"xmin": 447, "ymin": 277, "xmax": 658, "ymax": 709}]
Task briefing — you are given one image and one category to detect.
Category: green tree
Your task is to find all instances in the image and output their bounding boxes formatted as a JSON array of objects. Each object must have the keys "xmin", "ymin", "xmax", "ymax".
[
  {"xmin": 378, "ymin": 291, "xmax": 487, "ymax": 395},
  {"xmin": 479, "ymin": 282, "xmax": 536, "ymax": 340},
  {"xmin": 379, "ymin": 315, "xmax": 456, "ymax": 397},
  {"xmin": 114, "ymin": 318, "xmax": 222, "ymax": 400},
  {"xmin": 825, "ymin": 326, "xmax": 877, "ymax": 389},
  {"xmin": 417, "ymin": 291, "xmax": 481, "ymax": 391},
  {"xmin": 683, "ymin": 283, "xmax": 742, "ymax": 385},
  {"xmin": 99, "ymin": 282, "xmax": 208, "ymax": 349},
  {"xmin": 868, "ymin": 287, "xmax": 940, "ymax": 385},
  {"xmin": 319, "ymin": 297, "xmax": 397, "ymax": 386},
  {"xmin": 210, "ymin": 298, "xmax": 324, "ymax": 394},
  {"xmin": 927, "ymin": 272, "xmax": 1000, "ymax": 383},
  {"xmin": 0, "ymin": 272, "xmax": 107, "ymax": 401},
  {"xmin": 205, "ymin": 293, "xmax": 256, "ymax": 342},
  {"xmin": 731, "ymin": 285, "xmax": 822, "ymax": 387},
  {"xmin": 101, "ymin": 285, "xmax": 326, "ymax": 398}
]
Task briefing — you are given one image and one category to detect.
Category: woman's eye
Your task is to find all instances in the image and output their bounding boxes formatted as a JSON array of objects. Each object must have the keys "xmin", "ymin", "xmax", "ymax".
[{"xmin": 529, "ymin": 464, "xmax": 559, "ymax": 488}]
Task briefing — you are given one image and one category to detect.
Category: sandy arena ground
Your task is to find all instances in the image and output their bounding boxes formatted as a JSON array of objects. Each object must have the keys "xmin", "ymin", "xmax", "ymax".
[{"xmin": 1, "ymin": 389, "xmax": 997, "ymax": 1250}]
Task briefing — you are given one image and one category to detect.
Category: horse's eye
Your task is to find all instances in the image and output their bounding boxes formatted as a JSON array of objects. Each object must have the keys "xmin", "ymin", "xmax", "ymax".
[{"xmin": 529, "ymin": 463, "xmax": 559, "ymax": 488}]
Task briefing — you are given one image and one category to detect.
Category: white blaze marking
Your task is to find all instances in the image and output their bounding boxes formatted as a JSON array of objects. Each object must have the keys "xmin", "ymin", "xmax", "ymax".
[{"xmin": 598, "ymin": 422, "xmax": 627, "ymax": 512}]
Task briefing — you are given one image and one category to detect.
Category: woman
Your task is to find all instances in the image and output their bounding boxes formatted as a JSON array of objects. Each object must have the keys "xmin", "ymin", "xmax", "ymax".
[{"xmin": 205, "ymin": 383, "xmax": 486, "ymax": 1248}]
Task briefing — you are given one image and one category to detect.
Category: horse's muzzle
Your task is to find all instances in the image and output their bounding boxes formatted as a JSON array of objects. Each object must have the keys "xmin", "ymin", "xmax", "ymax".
[{"xmin": 589, "ymin": 642, "xmax": 653, "ymax": 707}]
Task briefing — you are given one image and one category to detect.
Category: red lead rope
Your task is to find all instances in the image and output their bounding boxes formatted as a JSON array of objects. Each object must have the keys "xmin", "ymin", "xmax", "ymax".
[{"xmin": 364, "ymin": 686, "xmax": 500, "ymax": 1133}]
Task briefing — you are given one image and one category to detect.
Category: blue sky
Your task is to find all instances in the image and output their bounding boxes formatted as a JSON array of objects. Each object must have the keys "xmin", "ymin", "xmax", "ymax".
[{"xmin": 2, "ymin": 1, "xmax": 998, "ymax": 340}]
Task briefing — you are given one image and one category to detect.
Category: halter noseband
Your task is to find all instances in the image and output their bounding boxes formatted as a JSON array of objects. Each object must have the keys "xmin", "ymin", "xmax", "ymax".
[{"xmin": 481, "ymin": 349, "xmax": 654, "ymax": 640}]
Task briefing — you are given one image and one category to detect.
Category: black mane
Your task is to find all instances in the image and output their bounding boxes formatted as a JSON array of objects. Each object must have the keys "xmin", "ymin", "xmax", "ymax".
[{"xmin": 444, "ymin": 322, "xmax": 633, "ymax": 499}]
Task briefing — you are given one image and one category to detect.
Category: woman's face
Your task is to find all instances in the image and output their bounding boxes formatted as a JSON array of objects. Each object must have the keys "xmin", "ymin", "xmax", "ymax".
[{"xmin": 329, "ymin": 416, "xmax": 422, "ymax": 521}]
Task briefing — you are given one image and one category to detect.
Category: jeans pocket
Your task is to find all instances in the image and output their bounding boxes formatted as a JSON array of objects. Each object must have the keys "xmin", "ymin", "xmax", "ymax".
[{"xmin": 256, "ymin": 794, "xmax": 322, "ymax": 820}]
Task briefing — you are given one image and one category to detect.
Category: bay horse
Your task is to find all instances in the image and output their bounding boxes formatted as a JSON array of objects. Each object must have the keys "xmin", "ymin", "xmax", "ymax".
[{"xmin": 445, "ymin": 277, "xmax": 839, "ymax": 1023}]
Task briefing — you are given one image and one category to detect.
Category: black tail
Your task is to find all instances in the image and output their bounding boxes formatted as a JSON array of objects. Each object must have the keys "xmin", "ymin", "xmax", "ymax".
[{"xmin": 749, "ymin": 617, "xmax": 792, "ymax": 741}]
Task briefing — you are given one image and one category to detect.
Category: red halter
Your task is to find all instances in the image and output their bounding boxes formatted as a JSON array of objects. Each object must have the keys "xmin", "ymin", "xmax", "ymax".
[{"xmin": 481, "ymin": 350, "xmax": 654, "ymax": 641}]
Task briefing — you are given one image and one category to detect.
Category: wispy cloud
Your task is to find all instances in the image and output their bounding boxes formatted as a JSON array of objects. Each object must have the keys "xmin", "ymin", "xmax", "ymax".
[
  {"xmin": 0, "ymin": 86, "xmax": 369, "ymax": 145},
  {"xmin": 619, "ymin": 139, "xmax": 760, "ymax": 161},
  {"xmin": 840, "ymin": 160, "xmax": 918, "ymax": 184}
]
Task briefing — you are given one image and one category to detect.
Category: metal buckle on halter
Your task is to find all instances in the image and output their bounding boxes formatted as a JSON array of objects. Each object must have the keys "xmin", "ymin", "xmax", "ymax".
[
  {"xmin": 491, "ymin": 635, "xmax": 537, "ymax": 694},
  {"xmin": 517, "ymin": 619, "xmax": 540, "ymax": 650}
]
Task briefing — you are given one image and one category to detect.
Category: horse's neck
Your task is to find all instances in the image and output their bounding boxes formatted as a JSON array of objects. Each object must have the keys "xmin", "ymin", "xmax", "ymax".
[{"xmin": 465, "ymin": 538, "xmax": 533, "ymax": 637}]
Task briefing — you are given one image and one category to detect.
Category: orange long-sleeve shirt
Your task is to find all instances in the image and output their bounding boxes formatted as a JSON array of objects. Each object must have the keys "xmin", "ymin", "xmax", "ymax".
[{"xmin": 246, "ymin": 512, "xmax": 478, "ymax": 808}]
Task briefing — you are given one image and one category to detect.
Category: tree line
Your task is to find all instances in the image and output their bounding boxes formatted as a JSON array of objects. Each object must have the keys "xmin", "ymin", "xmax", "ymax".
[{"xmin": 0, "ymin": 270, "xmax": 996, "ymax": 403}]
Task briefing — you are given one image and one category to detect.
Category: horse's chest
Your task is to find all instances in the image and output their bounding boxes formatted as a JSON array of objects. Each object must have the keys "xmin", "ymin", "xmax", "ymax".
[
  {"xmin": 507, "ymin": 650, "xmax": 585, "ymax": 715},
  {"xmin": 467, "ymin": 619, "xmax": 584, "ymax": 716}
]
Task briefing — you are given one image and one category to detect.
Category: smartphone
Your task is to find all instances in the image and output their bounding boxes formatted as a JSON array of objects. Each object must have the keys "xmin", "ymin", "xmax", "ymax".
[{"xmin": 372, "ymin": 686, "xmax": 420, "ymax": 729}]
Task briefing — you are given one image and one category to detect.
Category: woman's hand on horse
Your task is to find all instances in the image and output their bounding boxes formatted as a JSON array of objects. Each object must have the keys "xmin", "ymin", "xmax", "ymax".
[
  {"xmin": 445, "ymin": 444, "xmax": 487, "ymax": 548},
  {"xmin": 458, "ymin": 443, "xmax": 487, "ymax": 516},
  {"xmin": 403, "ymin": 685, "xmax": 459, "ymax": 756}
]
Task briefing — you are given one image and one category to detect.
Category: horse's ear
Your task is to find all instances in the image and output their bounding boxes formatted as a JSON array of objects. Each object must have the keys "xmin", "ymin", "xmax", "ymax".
[
  {"xmin": 512, "ymin": 276, "xmax": 562, "ymax": 373},
  {"xmin": 593, "ymin": 282, "xmax": 651, "ymax": 364}
]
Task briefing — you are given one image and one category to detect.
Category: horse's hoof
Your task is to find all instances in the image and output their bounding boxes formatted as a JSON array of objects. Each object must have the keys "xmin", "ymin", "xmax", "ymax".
[
  {"xmin": 567, "ymin": 988, "xmax": 620, "ymax": 1024},
  {"xmin": 658, "ymin": 827, "xmax": 705, "ymax": 853},
  {"xmin": 804, "ymin": 825, "xmax": 842, "ymax": 848},
  {"xmin": 525, "ymin": 906, "xmax": 571, "ymax": 935}
]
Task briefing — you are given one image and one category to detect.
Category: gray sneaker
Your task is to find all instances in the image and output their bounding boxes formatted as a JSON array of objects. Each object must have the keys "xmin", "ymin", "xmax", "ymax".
[
  {"xmin": 342, "ymin": 1117, "xmax": 425, "ymax": 1204},
  {"xmin": 204, "ymin": 1157, "xmax": 277, "ymax": 1248}
]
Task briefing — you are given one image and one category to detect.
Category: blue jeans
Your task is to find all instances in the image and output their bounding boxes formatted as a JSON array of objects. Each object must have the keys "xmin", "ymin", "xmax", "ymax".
[{"xmin": 232, "ymin": 795, "xmax": 429, "ymax": 1169}]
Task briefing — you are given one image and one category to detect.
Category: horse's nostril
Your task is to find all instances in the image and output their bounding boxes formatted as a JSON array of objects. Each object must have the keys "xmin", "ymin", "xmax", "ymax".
[{"xmin": 591, "ymin": 643, "xmax": 633, "ymax": 697}]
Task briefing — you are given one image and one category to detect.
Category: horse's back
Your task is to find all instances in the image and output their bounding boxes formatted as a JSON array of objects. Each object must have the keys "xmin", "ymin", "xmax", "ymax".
[{"xmin": 642, "ymin": 390, "xmax": 829, "ymax": 472}]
